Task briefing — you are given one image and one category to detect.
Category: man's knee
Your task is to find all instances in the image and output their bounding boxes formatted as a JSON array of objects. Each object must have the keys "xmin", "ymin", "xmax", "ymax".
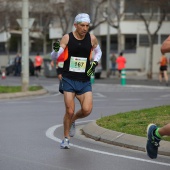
[
  {"xmin": 66, "ymin": 109, "xmax": 74, "ymax": 118},
  {"xmin": 82, "ymin": 106, "xmax": 92, "ymax": 116}
]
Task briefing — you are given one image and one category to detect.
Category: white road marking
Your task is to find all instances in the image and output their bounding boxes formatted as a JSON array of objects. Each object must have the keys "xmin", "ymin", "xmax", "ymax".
[
  {"xmin": 6, "ymin": 101, "xmax": 31, "ymax": 104},
  {"xmin": 115, "ymin": 133, "xmax": 124, "ymax": 139},
  {"xmin": 46, "ymin": 122, "xmax": 170, "ymax": 167},
  {"xmin": 47, "ymin": 101, "xmax": 64, "ymax": 103},
  {"xmin": 93, "ymin": 93, "xmax": 106, "ymax": 98},
  {"xmin": 95, "ymin": 84, "xmax": 170, "ymax": 90},
  {"xmin": 125, "ymin": 85, "xmax": 170, "ymax": 90},
  {"xmin": 117, "ymin": 98, "xmax": 142, "ymax": 101},
  {"xmin": 160, "ymin": 94, "xmax": 170, "ymax": 98}
]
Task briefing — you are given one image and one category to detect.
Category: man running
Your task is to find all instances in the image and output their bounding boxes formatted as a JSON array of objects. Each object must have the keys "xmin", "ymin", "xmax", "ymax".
[
  {"xmin": 51, "ymin": 13, "xmax": 102, "ymax": 149},
  {"xmin": 34, "ymin": 53, "xmax": 43, "ymax": 77},
  {"xmin": 146, "ymin": 35, "xmax": 170, "ymax": 159}
]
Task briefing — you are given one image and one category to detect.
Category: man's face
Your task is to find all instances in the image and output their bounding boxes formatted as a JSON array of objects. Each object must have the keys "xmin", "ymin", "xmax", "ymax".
[{"xmin": 75, "ymin": 22, "xmax": 90, "ymax": 36}]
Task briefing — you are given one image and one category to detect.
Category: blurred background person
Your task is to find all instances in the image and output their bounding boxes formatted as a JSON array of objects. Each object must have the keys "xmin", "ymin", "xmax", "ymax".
[
  {"xmin": 14, "ymin": 53, "xmax": 21, "ymax": 76},
  {"xmin": 116, "ymin": 52, "xmax": 126, "ymax": 78},
  {"xmin": 110, "ymin": 52, "xmax": 117, "ymax": 76},
  {"xmin": 158, "ymin": 53, "xmax": 169, "ymax": 86},
  {"xmin": 34, "ymin": 52, "xmax": 43, "ymax": 77}
]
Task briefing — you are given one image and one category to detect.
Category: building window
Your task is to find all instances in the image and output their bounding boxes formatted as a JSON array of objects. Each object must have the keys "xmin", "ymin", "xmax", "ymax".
[
  {"xmin": 125, "ymin": 35, "xmax": 136, "ymax": 52},
  {"xmin": 161, "ymin": 35, "xmax": 169, "ymax": 44},
  {"xmin": 139, "ymin": 34, "xmax": 159, "ymax": 46},
  {"xmin": 139, "ymin": 35, "xmax": 149, "ymax": 46},
  {"xmin": 110, "ymin": 36, "xmax": 118, "ymax": 52},
  {"xmin": 0, "ymin": 43, "xmax": 5, "ymax": 53}
]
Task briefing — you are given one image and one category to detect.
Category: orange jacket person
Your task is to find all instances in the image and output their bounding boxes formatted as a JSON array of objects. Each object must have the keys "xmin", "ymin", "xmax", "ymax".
[
  {"xmin": 34, "ymin": 53, "xmax": 43, "ymax": 77},
  {"xmin": 116, "ymin": 52, "xmax": 126, "ymax": 77},
  {"xmin": 158, "ymin": 54, "xmax": 169, "ymax": 85}
]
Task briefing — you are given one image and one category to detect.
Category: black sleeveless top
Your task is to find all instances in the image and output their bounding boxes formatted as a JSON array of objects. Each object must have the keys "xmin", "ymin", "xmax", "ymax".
[{"xmin": 62, "ymin": 32, "xmax": 92, "ymax": 81}]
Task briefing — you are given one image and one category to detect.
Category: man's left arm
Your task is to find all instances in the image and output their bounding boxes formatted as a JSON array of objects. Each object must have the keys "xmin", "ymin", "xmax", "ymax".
[
  {"xmin": 87, "ymin": 35, "xmax": 102, "ymax": 76},
  {"xmin": 91, "ymin": 34, "xmax": 102, "ymax": 62}
]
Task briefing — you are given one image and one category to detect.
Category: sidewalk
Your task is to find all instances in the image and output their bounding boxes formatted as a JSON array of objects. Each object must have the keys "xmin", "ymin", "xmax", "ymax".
[
  {"xmin": 0, "ymin": 88, "xmax": 48, "ymax": 99},
  {"xmin": 82, "ymin": 121, "xmax": 170, "ymax": 157},
  {"xmin": 101, "ymin": 70, "xmax": 159, "ymax": 80},
  {"xmin": 83, "ymin": 71, "xmax": 170, "ymax": 157}
]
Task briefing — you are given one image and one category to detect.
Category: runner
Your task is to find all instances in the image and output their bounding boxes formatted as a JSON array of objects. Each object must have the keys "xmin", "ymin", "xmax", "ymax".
[
  {"xmin": 158, "ymin": 53, "xmax": 169, "ymax": 86},
  {"xmin": 51, "ymin": 13, "xmax": 102, "ymax": 149},
  {"xmin": 34, "ymin": 53, "xmax": 43, "ymax": 77},
  {"xmin": 116, "ymin": 52, "xmax": 126, "ymax": 78},
  {"xmin": 146, "ymin": 35, "xmax": 170, "ymax": 159}
]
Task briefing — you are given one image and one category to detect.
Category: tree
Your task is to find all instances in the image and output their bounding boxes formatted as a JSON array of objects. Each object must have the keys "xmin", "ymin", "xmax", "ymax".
[
  {"xmin": 87, "ymin": 0, "xmax": 107, "ymax": 32},
  {"xmin": 0, "ymin": 0, "xmax": 21, "ymax": 59},
  {"xmin": 50, "ymin": 0, "xmax": 107, "ymax": 35},
  {"xmin": 29, "ymin": 0, "xmax": 55, "ymax": 55},
  {"xmin": 107, "ymin": 0, "xmax": 125, "ymax": 53},
  {"xmin": 0, "ymin": 0, "xmax": 110, "ymax": 56},
  {"xmin": 130, "ymin": 0, "xmax": 169, "ymax": 79}
]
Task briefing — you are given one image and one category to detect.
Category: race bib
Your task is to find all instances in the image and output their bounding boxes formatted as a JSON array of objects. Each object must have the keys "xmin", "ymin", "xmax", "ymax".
[
  {"xmin": 69, "ymin": 56, "xmax": 87, "ymax": 72},
  {"xmin": 58, "ymin": 62, "xmax": 64, "ymax": 68}
]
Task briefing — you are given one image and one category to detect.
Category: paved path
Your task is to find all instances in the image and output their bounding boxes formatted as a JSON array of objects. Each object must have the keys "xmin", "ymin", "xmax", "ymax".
[
  {"xmin": 1, "ymin": 75, "xmax": 170, "ymax": 158},
  {"xmin": 82, "ymin": 121, "xmax": 170, "ymax": 157}
]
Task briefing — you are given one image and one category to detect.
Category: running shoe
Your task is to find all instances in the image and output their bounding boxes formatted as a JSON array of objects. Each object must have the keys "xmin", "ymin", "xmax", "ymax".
[
  {"xmin": 60, "ymin": 137, "xmax": 70, "ymax": 149},
  {"xmin": 146, "ymin": 124, "xmax": 161, "ymax": 159},
  {"xmin": 69, "ymin": 122, "xmax": 75, "ymax": 137}
]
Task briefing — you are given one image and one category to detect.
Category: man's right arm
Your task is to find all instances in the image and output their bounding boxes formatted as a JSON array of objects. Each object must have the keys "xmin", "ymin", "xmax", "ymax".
[
  {"xmin": 51, "ymin": 34, "xmax": 69, "ymax": 60},
  {"xmin": 161, "ymin": 36, "xmax": 170, "ymax": 54}
]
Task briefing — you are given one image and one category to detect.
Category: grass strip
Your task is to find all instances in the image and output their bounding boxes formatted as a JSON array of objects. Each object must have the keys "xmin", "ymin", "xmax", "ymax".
[
  {"xmin": 0, "ymin": 86, "xmax": 42, "ymax": 93},
  {"xmin": 96, "ymin": 105, "xmax": 170, "ymax": 141}
]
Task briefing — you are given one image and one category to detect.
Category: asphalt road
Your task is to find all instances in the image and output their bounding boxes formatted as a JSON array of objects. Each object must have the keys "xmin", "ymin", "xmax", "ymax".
[{"xmin": 0, "ymin": 76, "xmax": 170, "ymax": 170}]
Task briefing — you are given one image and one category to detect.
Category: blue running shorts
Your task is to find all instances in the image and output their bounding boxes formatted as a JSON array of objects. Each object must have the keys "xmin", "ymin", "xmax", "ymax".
[{"xmin": 62, "ymin": 77, "xmax": 92, "ymax": 95}]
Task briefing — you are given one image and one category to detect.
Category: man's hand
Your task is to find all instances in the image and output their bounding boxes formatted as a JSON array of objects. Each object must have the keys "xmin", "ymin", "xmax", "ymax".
[
  {"xmin": 50, "ymin": 60, "xmax": 54, "ymax": 67},
  {"xmin": 53, "ymin": 40, "xmax": 60, "ymax": 52},
  {"xmin": 87, "ymin": 61, "xmax": 98, "ymax": 76}
]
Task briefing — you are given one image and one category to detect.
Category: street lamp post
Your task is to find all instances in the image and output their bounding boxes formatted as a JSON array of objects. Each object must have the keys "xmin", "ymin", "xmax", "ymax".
[
  {"xmin": 22, "ymin": 0, "xmax": 29, "ymax": 92},
  {"xmin": 106, "ymin": 0, "xmax": 110, "ymax": 77}
]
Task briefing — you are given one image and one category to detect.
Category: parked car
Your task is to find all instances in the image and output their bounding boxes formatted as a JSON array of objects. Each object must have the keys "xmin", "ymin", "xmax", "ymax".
[
  {"xmin": 5, "ymin": 58, "xmax": 15, "ymax": 76},
  {"xmin": 5, "ymin": 58, "xmax": 35, "ymax": 76}
]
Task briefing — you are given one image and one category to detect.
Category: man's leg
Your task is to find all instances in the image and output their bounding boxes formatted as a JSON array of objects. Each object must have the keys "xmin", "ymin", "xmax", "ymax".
[
  {"xmin": 118, "ymin": 70, "xmax": 121, "ymax": 78},
  {"xmin": 158, "ymin": 123, "xmax": 170, "ymax": 136},
  {"xmin": 69, "ymin": 92, "xmax": 92, "ymax": 137},
  {"xmin": 35, "ymin": 67, "xmax": 38, "ymax": 77},
  {"xmin": 73, "ymin": 91, "xmax": 93, "ymax": 121},
  {"xmin": 146, "ymin": 123, "xmax": 170, "ymax": 159},
  {"xmin": 14, "ymin": 66, "xmax": 18, "ymax": 76},
  {"xmin": 60, "ymin": 91, "xmax": 75, "ymax": 149},
  {"xmin": 163, "ymin": 70, "xmax": 169, "ymax": 85},
  {"xmin": 112, "ymin": 63, "xmax": 116, "ymax": 75},
  {"xmin": 146, "ymin": 124, "xmax": 161, "ymax": 159},
  {"xmin": 37, "ymin": 67, "xmax": 40, "ymax": 76},
  {"xmin": 63, "ymin": 91, "xmax": 75, "ymax": 138},
  {"xmin": 159, "ymin": 72, "xmax": 162, "ymax": 83}
]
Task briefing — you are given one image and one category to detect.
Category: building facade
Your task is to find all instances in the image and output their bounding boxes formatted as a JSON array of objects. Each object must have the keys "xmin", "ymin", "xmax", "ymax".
[
  {"xmin": 49, "ymin": 0, "xmax": 170, "ymax": 74},
  {"xmin": 0, "ymin": 0, "xmax": 169, "ymax": 75}
]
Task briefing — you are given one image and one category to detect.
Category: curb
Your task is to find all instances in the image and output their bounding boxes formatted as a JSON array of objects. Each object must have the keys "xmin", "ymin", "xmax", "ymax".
[
  {"xmin": 0, "ymin": 89, "xmax": 48, "ymax": 99},
  {"xmin": 82, "ymin": 121, "xmax": 170, "ymax": 157}
]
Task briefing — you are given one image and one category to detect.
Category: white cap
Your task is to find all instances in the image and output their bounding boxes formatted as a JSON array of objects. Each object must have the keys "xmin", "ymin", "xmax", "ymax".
[{"xmin": 74, "ymin": 13, "xmax": 90, "ymax": 24}]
